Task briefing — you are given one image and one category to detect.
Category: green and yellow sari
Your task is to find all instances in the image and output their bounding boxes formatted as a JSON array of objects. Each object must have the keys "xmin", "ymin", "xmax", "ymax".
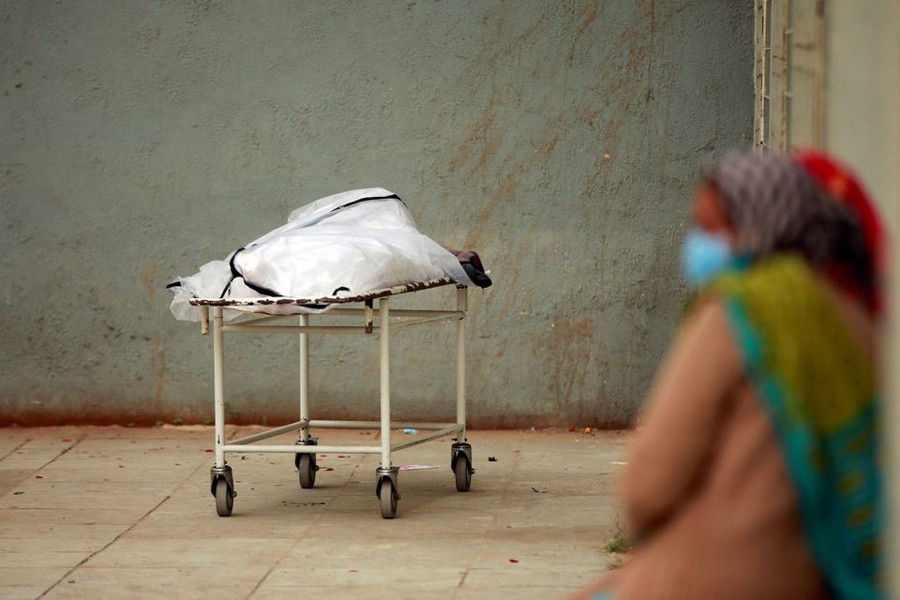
[{"xmin": 710, "ymin": 254, "xmax": 883, "ymax": 599}]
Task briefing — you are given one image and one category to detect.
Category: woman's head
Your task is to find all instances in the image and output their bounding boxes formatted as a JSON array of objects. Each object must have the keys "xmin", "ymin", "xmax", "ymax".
[
  {"xmin": 686, "ymin": 149, "xmax": 880, "ymax": 314},
  {"xmin": 700, "ymin": 151, "xmax": 859, "ymax": 262}
]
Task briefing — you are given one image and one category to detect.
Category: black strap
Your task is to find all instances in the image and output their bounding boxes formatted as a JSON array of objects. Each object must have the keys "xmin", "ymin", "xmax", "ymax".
[
  {"xmin": 219, "ymin": 247, "xmax": 282, "ymax": 298},
  {"xmin": 216, "ymin": 193, "xmax": 404, "ymax": 299},
  {"xmin": 240, "ymin": 278, "xmax": 281, "ymax": 297},
  {"xmin": 329, "ymin": 193, "xmax": 403, "ymax": 213},
  {"xmin": 218, "ymin": 248, "xmax": 244, "ymax": 298}
]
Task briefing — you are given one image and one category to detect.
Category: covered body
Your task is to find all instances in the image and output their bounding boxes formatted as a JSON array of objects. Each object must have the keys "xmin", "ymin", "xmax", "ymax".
[{"xmin": 168, "ymin": 188, "xmax": 473, "ymax": 321}]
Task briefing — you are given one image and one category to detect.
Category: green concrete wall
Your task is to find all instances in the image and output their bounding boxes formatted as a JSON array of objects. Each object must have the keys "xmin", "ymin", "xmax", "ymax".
[{"xmin": 0, "ymin": 0, "xmax": 753, "ymax": 428}]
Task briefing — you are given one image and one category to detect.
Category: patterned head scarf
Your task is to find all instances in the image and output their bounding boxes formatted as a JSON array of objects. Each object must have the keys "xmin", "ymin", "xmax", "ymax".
[{"xmin": 702, "ymin": 150, "xmax": 876, "ymax": 313}]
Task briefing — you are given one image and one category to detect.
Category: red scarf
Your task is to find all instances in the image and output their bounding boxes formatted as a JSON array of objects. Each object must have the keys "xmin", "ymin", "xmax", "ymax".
[{"xmin": 794, "ymin": 149, "xmax": 887, "ymax": 317}]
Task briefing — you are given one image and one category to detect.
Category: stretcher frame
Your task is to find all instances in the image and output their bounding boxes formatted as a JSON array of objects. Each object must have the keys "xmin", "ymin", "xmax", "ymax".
[{"xmin": 189, "ymin": 278, "xmax": 473, "ymax": 518}]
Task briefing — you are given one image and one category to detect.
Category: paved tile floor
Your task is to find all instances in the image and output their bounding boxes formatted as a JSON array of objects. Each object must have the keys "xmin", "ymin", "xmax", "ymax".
[{"xmin": 0, "ymin": 426, "xmax": 631, "ymax": 599}]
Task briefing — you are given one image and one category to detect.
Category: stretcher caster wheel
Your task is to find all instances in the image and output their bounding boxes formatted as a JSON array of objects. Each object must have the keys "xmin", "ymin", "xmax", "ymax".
[
  {"xmin": 298, "ymin": 453, "xmax": 317, "ymax": 489},
  {"xmin": 378, "ymin": 479, "xmax": 398, "ymax": 519},
  {"xmin": 454, "ymin": 456, "xmax": 472, "ymax": 492},
  {"xmin": 214, "ymin": 478, "xmax": 234, "ymax": 517},
  {"xmin": 451, "ymin": 441, "xmax": 473, "ymax": 492}
]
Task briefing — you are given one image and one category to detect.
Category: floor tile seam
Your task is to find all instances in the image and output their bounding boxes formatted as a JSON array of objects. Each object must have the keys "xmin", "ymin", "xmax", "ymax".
[
  {"xmin": 451, "ymin": 432, "xmax": 526, "ymax": 600},
  {"xmin": 0, "ymin": 438, "xmax": 81, "ymax": 471},
  {"xmin": 243, "ymin": 511, "xmax": 330, "ymax": 597},
  {"xmin": 35, "ymin": 490, "xmax": 175, "ymax": 599},
  {"xmin": 266, "ymin": 429, "xmax": 468, "ymax": 596},
  {"xmin": 453, "ymin": 569, "xmax": 470, "ymax": 598},
  {"xmin": 33, "ymin": 448, "xmax": 212, "ymax": 597},
  {"xmin": 495, "ymin": 432, "xmax": 525, "ymax": 501},
  {"xmin": 160, "ymin": 452, "xmax": 227, "ymax": 514},
  {"xmin": 33, "ymin": 437, "xmax": 85, "ymax": 474},
  {"xmin": 245, "ymin": 448, "xmax": 360, "ymax": 598},
  {"xmin": 0, "ymin": 437, "xmax": 87, "ymax": 501},
  {"xmin": 0, "ymin": 438, "xmax": 32, "ymax": 462},
  {"xmin": 239, "ymin": 429, "xmax": 494, "ymax": 599}
]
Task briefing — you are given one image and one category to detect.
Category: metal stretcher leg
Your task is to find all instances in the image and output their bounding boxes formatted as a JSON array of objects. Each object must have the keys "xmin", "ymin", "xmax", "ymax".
[
  {"xmin": 294, "ymin": 313, "xmax": 318, "ymax": 488},
  {"xmin": 375, "ymin": 297, "xmax": 400, "ymax": 518},
  {"xmin": 299, "ymin": 313, "xmax": 310, "ymax": 440},
  {"xmin": 451, "ymin": 286, "xmax": 473, "ymax": 492},
  {"xmin": 210, "ymin": 306, "xmax": 235, "ymax": 516},
  {"xmin": 456, "ymin": 286, "xmax": 467, "ymax": 436}
]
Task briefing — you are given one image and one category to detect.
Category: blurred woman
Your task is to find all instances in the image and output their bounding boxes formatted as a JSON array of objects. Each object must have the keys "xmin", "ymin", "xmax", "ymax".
[{"xmin": 575, "ymin": 150, "xmax": 885, "ymax": 599}]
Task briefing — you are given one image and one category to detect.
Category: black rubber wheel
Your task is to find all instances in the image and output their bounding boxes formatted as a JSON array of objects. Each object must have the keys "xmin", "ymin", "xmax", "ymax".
[
  {"xmin": 379, "ymin": 479, "xmax": 398, "ymax": 519},
  {"xmin": 298, "ymin": 453, "xmax": 316, "ymax": 489},
  {"xmin": 214, "ymin": 478, "xmax": 233, "ymax": 517},
  {"xmin": 454, "ymin": 456, "xmax": 472, "ymax": 492}
]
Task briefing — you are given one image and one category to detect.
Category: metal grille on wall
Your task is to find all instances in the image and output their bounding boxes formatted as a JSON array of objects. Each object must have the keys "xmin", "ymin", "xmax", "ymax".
[{"xmin": 755, "ymin": 0, "xmax": 827, "ymax": 151}]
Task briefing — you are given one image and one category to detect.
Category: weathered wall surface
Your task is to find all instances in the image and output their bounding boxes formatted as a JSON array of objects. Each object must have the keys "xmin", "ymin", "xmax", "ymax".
[{"xmin": 0, "ymin": 0, "xmax": 753, "ymax": 428}]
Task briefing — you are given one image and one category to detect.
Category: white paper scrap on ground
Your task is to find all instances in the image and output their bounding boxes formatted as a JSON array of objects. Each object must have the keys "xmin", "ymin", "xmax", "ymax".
[
  {"xmin": 611, "ymin": 461, "xmax": 628, "ymax": 465},
  {"xmin": 398, "ymin": 464, "xmax": 439, "ymax": 471}
]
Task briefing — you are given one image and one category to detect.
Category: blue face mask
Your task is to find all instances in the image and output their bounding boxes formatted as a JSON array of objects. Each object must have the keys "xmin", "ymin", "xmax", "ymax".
[{"xmin": 681, "ymin": 229, "xmax": 733, "ymax": 288}]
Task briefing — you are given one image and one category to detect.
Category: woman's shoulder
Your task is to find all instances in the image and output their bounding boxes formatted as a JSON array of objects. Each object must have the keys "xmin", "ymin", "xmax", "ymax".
[{"xmin": 673, "ymin": 297, "xmax": 743, "ymax": 384}]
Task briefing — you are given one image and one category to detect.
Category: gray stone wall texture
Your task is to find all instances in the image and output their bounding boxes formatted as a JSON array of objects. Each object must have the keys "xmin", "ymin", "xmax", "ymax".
[{"xmin": 0, "ymin": 0, "xmax": 753, "ymax": 428}]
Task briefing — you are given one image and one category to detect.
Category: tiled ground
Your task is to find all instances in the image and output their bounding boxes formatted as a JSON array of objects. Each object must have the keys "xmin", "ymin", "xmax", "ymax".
[{"xmin": 0, "ymin": 425, "xmax": 631, "ymax": 599}]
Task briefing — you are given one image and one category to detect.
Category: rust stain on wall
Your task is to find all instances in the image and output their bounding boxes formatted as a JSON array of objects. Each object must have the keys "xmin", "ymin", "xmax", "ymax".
[
  {"xmin": 576, "ymin": 2, "xmax": 599, "ymax": 40},
  {"xmin": 457, "ymin": 99, "xmax": 574, "ymax": 250},
  {"xmin": 542, "ymin": 317, "xmax": 595, "ymax": 422},
  {"xmin": 466, "ymin": 130, "xmax": 506, "ymax": 180},
  {"xmin": 463, "ymin": 176, "xmax": 519, "ymax": 249},
  {"xmin": 447, "ymin": 94, "xmax": 500, "ymax": 176},
  {"xmin": 140, "ymin": 265, "xmax": 156, "ymax": 301},
  {"xmin": 496, "ymin": 229, "xmax": 537, "ymax": 322},
  {"xmin": 150, "ymin": 334, "xmax": 166, "ymax": 406}
]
